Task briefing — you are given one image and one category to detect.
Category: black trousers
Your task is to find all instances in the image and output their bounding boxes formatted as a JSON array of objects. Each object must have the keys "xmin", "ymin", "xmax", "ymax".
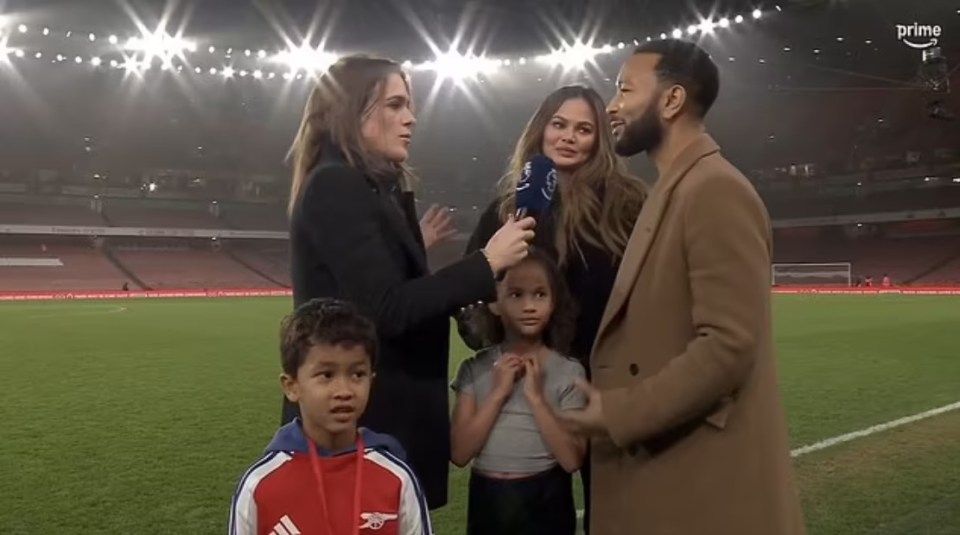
[{"xmin": 467, "ymin": 465, "xmax": 576, "ymax": 535}]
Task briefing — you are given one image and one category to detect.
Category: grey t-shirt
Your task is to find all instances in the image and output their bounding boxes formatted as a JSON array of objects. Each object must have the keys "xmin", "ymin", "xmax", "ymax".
[{"xmin": 451, "ymin": 346, "xmax": 587, "ymax": 475}]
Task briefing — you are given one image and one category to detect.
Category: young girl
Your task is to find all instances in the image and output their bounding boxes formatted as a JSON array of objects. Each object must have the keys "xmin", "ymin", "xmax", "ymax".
[{"xmin": 450, "ymin": 248, "xmax": 586, "ymax": 535}]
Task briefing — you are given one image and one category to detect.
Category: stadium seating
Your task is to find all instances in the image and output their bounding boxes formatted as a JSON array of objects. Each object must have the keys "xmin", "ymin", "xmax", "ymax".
[
  {"xmin": 221, "ymin": 205, "xmax": 287, "ymax": 231},
  {"xmin": 102, "ymin": 205, "xmax": 227, "ymax": 229},
  {"xmin": 767, "ymin": 186, "xmax": 960, "ymax": 220},
  {"xmin": 110, "ymin": 248, "xmax": 278, "ymax": 289},
  {"xmin": 0, "ymin": 203, "xmax": 106, "ymax": 227},
  {"xmin": 228, "ymin": 246, "xmax": 292, "ymax": 287},
  {"xmin": 0, "ymin": 242, "xmax": 128, "ymax": 291},
  {"xmin": 774, "ymin": 234, "xmax": 960, "ymax": 284},
  {"xmin": 914, "ymin": 254, "xmax": 960, "ymax": 286}
]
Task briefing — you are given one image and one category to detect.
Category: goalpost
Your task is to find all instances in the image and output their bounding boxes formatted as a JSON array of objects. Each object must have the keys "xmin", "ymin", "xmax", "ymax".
[{"xmin": 771, "ymin": 262, "xmax": 852, "ymax": 287}]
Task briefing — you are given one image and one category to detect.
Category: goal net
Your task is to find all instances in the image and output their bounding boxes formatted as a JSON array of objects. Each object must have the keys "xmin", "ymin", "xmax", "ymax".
[{"xmin": 771, "ymin": 262, "xmax": 852, "ymax": 287}]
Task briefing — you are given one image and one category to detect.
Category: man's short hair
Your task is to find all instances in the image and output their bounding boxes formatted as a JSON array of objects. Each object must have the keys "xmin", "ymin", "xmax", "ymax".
[
  {"xmin": 634, "ymin": 39, "xmax": 720, "ymax": 118},
  {"xmin": 279, "ymin": 298, "xmax": 378, "ymax": 376}
]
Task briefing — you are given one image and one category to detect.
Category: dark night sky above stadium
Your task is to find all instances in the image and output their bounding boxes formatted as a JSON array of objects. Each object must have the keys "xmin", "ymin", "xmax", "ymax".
[
  {"xmin": 1, "ymin": 0, "xmax": 958, "ymax": 209},
  {"xmin": 6, "ymin": 0, "xmax": 955, "ymax": 62}
]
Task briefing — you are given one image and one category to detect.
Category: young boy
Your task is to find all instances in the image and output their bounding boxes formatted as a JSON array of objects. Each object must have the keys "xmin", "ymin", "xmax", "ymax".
[{"xmin": 230, "ymin": 298, "xmax": 432, "ymax": 535}]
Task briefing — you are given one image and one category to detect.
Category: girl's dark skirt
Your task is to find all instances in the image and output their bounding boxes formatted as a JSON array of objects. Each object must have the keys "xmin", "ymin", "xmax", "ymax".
[{"xmin": 467, "ymin": 465, "xmax": 576, "ymax": 535}]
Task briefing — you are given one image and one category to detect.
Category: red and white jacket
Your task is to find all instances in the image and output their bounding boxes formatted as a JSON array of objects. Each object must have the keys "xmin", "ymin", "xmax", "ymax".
[{"xmin": 230, "ymin": 421, "xmax": 431, "ymax": 535}]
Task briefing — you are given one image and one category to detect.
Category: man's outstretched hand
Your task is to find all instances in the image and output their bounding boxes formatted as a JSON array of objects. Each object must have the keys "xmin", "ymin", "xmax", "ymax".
[{"xmin": 559, "ymin": 379, "xmax": 611, "ymax": 439}]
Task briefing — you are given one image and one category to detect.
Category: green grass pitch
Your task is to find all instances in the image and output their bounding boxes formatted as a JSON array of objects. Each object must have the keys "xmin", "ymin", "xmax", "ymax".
[{"xmin": 1, "ymin": 295, "xmax": 959, "ymax": 534}]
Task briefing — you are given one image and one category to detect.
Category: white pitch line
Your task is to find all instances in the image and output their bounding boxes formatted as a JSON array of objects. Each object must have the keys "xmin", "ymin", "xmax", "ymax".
[
  {"xmin": 25, "ymin": 305, "xmax": 128, "ymax": 319},
  {"xmin": 789, "ymin": 400, "xmax": 960, "ymax": 457},
  {"xmin": 574, "ymin": 400, "xmax": 960, "ymax": 521}
]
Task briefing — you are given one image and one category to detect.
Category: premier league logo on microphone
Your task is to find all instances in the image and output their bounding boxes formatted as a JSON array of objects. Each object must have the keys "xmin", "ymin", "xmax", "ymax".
[
  {"xmin": 517, "ymin": 160, "xmax": 534, "ymax": 193},
  {"xmin": 515, "ymin": 155, "xmax": 557, "ymax": 219},
  {"xmin": 541, "ymin": 167, "xmax": 558, "ymax": 202}
]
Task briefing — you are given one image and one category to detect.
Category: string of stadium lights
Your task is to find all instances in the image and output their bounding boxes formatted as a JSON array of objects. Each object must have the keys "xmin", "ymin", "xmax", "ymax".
[{"xmin": 0, "ymin": 8, "xmax": 770, "ymax": 81}]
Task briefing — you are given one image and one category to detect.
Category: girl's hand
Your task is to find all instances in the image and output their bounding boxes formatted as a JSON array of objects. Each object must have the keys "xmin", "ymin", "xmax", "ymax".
[
  {"xmin": 493, "ymin": 355, "xmax": 523, "ymax": 399},
  {"xmin": 522, "ymin": 355, "xmax": 546, "ymax": 405}
]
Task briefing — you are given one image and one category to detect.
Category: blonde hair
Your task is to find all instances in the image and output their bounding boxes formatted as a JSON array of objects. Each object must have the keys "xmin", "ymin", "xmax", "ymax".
[
  {"xmin": 288, "ymin": 55, "xmax": 415, "ymax": 215},
  {"xmin": 497, "ymin": 86, "xmax": 647, "ymax": 262}
]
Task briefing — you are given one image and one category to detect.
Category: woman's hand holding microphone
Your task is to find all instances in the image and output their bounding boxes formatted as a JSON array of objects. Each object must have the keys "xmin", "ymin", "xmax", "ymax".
[{"xmin": 481, "ymin": 215, "xmax": 537, "ymax": 274}]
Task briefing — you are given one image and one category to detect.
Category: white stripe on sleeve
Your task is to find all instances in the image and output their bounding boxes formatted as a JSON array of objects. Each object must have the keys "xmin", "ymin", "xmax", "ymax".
[{"xmin": 229, "ymin": 452, "xmax": 291, "ymax": 535}]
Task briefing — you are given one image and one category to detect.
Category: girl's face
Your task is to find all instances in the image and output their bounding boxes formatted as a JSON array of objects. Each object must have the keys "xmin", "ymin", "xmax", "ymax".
[
  {"xmin": 492, "ymin": 260, "xmax": 555, "ymax": 340},
  {"xmin": 360, "ymin": 73, "xmax": 416, "ymax": 163}
]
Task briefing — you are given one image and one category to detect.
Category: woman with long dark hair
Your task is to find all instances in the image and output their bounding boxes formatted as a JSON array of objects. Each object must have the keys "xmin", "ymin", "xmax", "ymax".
[{"xmin": 286, "ymin": 55, "xmax": 536, "ymax": 510}]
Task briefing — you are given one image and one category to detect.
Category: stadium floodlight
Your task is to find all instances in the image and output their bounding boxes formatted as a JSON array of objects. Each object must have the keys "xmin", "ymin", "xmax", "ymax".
[
  {"xmin": 273, "ymin": 44, "xmax": 338, "ymax": 73},
  {"xmin": 125, "ymin": 30, "xmax": 196, "ymax": 66},
  {"xmin": 536, "ymin": 41, "xmax": 604, "ymax": 70},
  {"xmin": 772, "ymin": 263, "xmax": 852, "ymax": 287},
  {"xmin": 420, "ymin": 48, "xmax": 501, "ymax": 80}
]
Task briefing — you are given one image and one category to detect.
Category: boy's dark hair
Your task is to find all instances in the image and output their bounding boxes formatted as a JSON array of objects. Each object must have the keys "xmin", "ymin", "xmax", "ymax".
[
  {"xmin": 634, "ymin": 39, "xmax": 720, "ymax": 118},
  {"xmin": 477, "ymin": 248, "xmax": 578, "ymax": 353},
  {"xmin": 279, "ymin": 298, "xmax": 378, "ymax": 376}
]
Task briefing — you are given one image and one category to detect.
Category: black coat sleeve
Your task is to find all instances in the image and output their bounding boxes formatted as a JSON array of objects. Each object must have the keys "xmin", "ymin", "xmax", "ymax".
[
  {"xmin": 298, "ymin": 165, "xmax": 497, "ymax": 339},
  {"xmin": 456, "ymin": 200, "xmax": 505, "ymax": 350}
]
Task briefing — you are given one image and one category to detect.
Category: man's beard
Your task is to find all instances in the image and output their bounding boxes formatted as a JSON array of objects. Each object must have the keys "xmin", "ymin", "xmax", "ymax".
[{"xmin": 615, "ymin": 103, "xmax": 664, "ymax": 157}]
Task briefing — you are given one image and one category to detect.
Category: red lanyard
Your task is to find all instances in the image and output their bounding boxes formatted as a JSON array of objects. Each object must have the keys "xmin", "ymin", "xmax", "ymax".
[{"xmin": 306, "ymin": 435, "xmax": 365, "ymax": 535}]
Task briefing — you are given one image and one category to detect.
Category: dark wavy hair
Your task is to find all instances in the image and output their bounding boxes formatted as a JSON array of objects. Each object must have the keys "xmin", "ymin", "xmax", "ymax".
[
  {"xmin": 279, "ymin": 298, "xmax": 378, "ymax": 376},
  {"xmin": 477, "ymin": 248, "xmax": 578, "ymax": 354}
]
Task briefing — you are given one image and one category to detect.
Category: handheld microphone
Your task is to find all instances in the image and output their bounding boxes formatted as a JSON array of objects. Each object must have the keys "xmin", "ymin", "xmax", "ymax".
[{"xmin": 514, "ymin": 154, "xmax": 558, "ymax": 221}]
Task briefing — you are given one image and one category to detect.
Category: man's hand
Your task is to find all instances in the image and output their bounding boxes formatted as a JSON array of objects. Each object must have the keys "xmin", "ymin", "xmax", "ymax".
[
  {"xmin": 559, "ymin": 379, "xmax": 611, "ymax": 438},
  {"xmin": 419, "ymin": 204, "xmax": 457, "ymax": 250}
]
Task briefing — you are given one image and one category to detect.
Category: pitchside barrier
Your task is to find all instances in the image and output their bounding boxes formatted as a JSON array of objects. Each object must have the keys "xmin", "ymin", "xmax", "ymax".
[
  {"xmin": 0, "ymin": 288, "xmax": 293, "ymax": 301},
  {"xmin": 772, "ymin": 287, "xmax": 960, "ymax": 295},
  {"xmin": 1, "ymin": 287, "xmax": 959, "ymax": 302}
]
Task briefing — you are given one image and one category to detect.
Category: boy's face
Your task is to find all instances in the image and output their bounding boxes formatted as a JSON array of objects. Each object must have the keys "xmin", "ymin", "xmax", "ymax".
[
  {"xmin": 491, "ymin": 261, "xmax": 554, "ymax": 339},
  {"xmin": 281, "ymin": 343, "xmax": 373, "ymax": 448}
]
